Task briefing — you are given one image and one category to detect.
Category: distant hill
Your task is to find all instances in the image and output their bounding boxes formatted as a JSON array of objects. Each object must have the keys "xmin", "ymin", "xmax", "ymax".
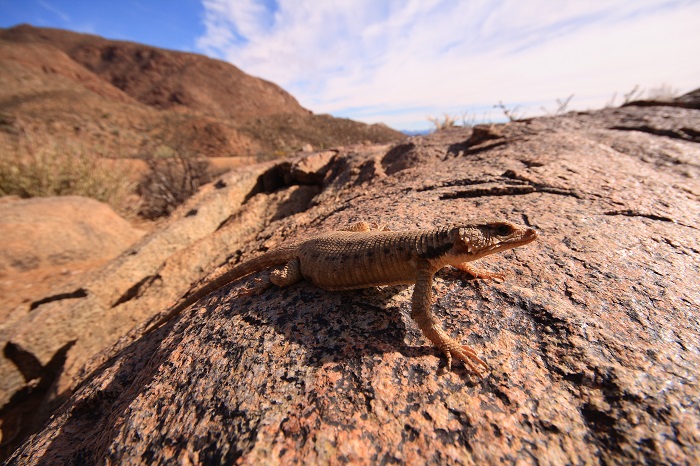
[
  {"xmin": 401, "ymin": 129, "xmax": 431, "ymax": 136},
  {"xmin": 0, "ymin": 24, "xmax": 404, "ymax": 159}
]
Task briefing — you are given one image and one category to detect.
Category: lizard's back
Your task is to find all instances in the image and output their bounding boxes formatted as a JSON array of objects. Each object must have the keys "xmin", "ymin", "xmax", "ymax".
[{"xmin": 297, "ymin": 228, "xmax": 453, "ymax": 290}]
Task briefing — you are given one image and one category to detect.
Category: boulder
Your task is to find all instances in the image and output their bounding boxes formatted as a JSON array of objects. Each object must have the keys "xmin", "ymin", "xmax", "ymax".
[
  {"xmin": 0, "ymin": 196, "xmax": 143, "ymax": 274},
  {"xmin": 3, "ymin": 102, "xmax": 700, "ymax": 464}
]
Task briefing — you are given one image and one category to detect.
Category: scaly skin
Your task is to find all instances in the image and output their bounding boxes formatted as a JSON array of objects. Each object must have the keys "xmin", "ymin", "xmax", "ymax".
[{"xmin": 144, "ymin": 221, "xmax": 537, "ymax": 376}]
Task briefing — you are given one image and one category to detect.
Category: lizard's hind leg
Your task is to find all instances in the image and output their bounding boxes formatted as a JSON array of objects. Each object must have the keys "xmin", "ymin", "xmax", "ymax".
[
  {"xmin": 270, "ymin": 258, "xmax": 303, "ymax": 287},
  {"xmin": 239, "ymin": 259, "xmax": 303, "ymax": 297},
  {"xmin": 343, "ymin": 221, "xmax": 392, "ymax": 232}
]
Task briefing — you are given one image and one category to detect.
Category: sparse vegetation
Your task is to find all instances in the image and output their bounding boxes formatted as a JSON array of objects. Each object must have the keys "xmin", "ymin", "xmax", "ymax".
[
  {"xmin": 605, "ymin": 92, "xmax": 619, "ymax": 108},
  {"xmin": 137, "ymin": 145, "xmax": 223, "ymax": 219},
  {"xmin": 541, "ymin": 94, "xmax": 574, "ymax": 116},
  {"xmin": 427, "ymin": 114, "xmax": 458, "ymax": 131},
  {"xmin": 0, "ymin": 119, "xmax": 136, "ymax": 216},
  {"xmin": 646, "ymin": 83, "xmax": 679, "ymax": 101},
  {"xmin": 427, "ymin": 111, "xmax": 483, "ymax": 132},
  {"xmin": 607, "ymin": 83, "xmax": 680, "ymax": 107},
  {"xmin": 0, "ymin": 120, "xmax": 245, "ymax": 221},
  {"xmin": 494, "ymin": 101, "xmax": 523, "ymax": 122},
  {"xmin": 0, "ymin": 119, "xmax": 231, "ymax": 220},
  {"xmin": 459, "ymin": 112, "xmax": 478, "ymax": 129},
  {"xmin": 622, "ymin": 85, "xmax": 644, "ymax": 104}
]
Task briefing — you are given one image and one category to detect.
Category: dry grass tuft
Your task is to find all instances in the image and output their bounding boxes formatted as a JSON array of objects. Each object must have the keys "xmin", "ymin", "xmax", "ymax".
[
  {"xmin": 427, "ymin": 114, "xmax": 458, "ymax": 131},
  {"xmin": 0, "ymin": 119, "xmax": 137, "ymax": 216}
]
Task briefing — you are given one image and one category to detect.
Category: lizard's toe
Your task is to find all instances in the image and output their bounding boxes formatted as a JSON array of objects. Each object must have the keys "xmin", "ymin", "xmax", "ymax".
[
  {"xmin": 427, "ymin": 327, "xmax": 489, "ymax": 376},
  {"xmin": 450, "ymin": 346, "xmax": 487, "ymax": 377},
  {"xmin": 462, "ymin": 345, "xmax": 488, "ymax": 369},
  {"xmin": 438, "ymin": 339, "xmax": 488, "ymax": 376},
  {"xmin": 237, "ymin": 277, "xmax": 272, "ymax": 297}
]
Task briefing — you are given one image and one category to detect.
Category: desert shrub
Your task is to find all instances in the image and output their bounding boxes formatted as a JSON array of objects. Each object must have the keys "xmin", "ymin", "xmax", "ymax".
[
  {"xmin": 0, "ymin": 121, "xmax": 136, "ymax": 216},
  {"xmin": 427, "ymin": 114, "xmax": 458, "ymax": 131},
  {"xmin": 494, "ymin": 101, "xmax": 523, "ymax": 121},
  {"xmin": 137, "ymin": 146, "xmax": 219, "ymax": 219}
]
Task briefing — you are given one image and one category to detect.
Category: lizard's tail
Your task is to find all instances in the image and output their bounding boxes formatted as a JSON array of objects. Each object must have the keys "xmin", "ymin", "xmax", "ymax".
[{"xmin": 144, "ymin": 244, "xmax": 298, "ymax": 334}]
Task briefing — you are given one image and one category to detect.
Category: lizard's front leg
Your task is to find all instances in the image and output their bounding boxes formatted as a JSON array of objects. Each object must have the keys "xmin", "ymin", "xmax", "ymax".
[{"xmin": 411, "ymin": 265, "xmax": 488, "ymax": 376}]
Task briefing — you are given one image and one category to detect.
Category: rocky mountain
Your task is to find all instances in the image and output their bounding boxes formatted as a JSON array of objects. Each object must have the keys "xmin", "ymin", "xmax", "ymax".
[
  {"xmin": 0, "ymin": 24, "xmax": 403, "ymax": 160},
  {"xmin": 1, "ymin": 89, "xmax": 699, "ymax": 463}
]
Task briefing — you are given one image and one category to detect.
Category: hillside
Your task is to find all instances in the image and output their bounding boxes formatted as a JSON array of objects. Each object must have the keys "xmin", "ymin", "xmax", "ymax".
[
  {"xmin": 0, "ymin": 24, "xmax": 404, "ymax": 160},
  {"xmin": 1, "ymin": 90, "xmax": 699, "ymax": 463}
]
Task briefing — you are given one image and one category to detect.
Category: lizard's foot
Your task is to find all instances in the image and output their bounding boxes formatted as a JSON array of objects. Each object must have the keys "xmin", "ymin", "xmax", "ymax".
[
  {"xmin": 453, "ymin": 263, "xmax": 505, "ymax": 282},
  {"xmin": 239, "ymin": 259, "xmax": 303, "ymax": 297},
  {"xmin": 441, "ymin": 341, "xmax": 489, "ymax": 377},
  {"xmin": 237, "ymin": 277, "xmax": 273, "ymax": 297},
  {"xmin": 424, "ymin": 326, "xmax": 488, "ymax": 376}
]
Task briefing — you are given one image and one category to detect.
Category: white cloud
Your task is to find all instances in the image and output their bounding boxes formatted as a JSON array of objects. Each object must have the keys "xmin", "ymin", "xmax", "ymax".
[{"xmin": 197, "ymin": 0, "xmax": 700, "ymax": 130}]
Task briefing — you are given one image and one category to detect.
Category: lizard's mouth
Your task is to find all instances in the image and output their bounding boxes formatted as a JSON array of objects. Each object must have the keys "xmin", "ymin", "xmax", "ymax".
[
  {"xmin": 489, "ymin": 227, "xmax": 538, "ymax": 253},
  {"xmin": 512, "ymin": 228, "xmax": 538, "ymax": 246}
]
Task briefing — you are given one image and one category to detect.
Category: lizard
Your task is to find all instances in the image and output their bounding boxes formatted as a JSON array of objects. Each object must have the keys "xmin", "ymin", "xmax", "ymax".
[{"xmin": 143, "ymin": 220, "xmax": 537, "ymax": 376}]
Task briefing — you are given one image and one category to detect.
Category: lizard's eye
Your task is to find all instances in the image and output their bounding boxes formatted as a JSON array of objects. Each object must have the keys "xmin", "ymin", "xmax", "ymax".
[{"xmin": 496, "ymin": 224, "xmax": 513, "ymax": 236}]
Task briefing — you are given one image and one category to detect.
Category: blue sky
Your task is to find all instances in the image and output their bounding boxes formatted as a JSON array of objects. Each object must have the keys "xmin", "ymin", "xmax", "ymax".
[{"xmin": 2, "ymin": 0, "xmax": 699, "ymax": 131}]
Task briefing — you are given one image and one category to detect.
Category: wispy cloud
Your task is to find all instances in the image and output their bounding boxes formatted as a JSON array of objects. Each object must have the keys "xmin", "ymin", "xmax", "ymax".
[
  {"xmin": 38, "ymin": 0, "xmax": 70, "ymax": 23},
  {"xmin": 197, "ymin": 0, "xmax": 700, "ymax": 130}
]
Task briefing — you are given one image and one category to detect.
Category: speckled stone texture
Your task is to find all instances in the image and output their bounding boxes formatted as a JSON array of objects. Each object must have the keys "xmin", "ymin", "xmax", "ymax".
[{"xmin": 4, "ymin": 93, "xmax": 700, "ymax": 464}]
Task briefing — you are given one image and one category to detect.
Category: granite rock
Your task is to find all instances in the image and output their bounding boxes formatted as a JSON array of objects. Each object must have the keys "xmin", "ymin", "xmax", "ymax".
[{"xmin": 3, "ymin": 97, "xmax": 700, "ymax": 464}]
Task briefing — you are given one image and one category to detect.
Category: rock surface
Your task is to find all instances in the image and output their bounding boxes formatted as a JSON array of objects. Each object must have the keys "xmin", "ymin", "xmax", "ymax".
[
  {"xmin": 0, "ymin": 196, "xmax": 143, "ymax": 275},
  {"xmin": 0, "ymin": 196, "xmax": 144, "ymax": 327},
  {"xmin": 2, "ymin": 93, "xmax": 700, "ymax": 464},
  {"xmin": 0, "ymin": 196, "xmax": 144, "ymax": 447}
]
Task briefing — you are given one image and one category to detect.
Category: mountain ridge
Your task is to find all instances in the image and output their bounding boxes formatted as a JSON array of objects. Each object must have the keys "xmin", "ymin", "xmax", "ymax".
[{"xmin": 0, "ymin": 24, "xmax": 404, "ymax": 159}]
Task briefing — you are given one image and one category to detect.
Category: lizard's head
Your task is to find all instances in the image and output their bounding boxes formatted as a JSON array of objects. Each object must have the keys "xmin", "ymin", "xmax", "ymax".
[{"xmin": 450, "ymin": 221, "xmax": 537, "ymax": 261}]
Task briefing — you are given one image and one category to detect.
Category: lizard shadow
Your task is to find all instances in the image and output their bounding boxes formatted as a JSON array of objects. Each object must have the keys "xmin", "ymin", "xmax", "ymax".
[
  {"xmin": 33, "ymin": 275, "xmax": 479, "ymax": 462},
  {"xmin": 149, "ymin": 267, "xmax": 486, "ymax": 376},
  {"xmin": 220, "ymin": 272, "xmax": 483, "ymax": 375},
  {"xmin": 236, "ymin": 283, "xmax": 435, "ymax": 365}
]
